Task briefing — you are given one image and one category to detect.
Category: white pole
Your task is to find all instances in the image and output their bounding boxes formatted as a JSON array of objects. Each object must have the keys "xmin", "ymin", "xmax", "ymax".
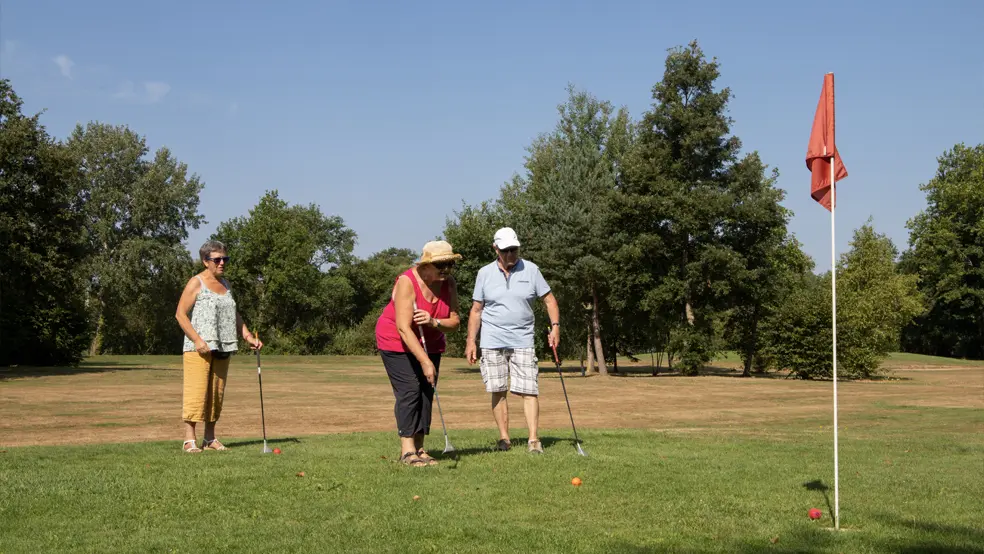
[{"xmin": 830, "ymin": 150, "xmax": 840, "ymax": 531}]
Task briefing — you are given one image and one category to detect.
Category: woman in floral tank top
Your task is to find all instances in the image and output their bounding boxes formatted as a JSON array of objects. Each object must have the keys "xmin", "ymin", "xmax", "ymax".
[{"xmin": 175, "ymin": 240, "xmax": 263, "ymax": 453}]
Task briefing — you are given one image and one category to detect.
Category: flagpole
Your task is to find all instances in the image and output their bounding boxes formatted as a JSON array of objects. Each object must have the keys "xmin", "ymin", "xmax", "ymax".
[
  {"xmin": 830, "ymin": 149, "xmax": 840, "ymax": 532},
  {"xmin": 811, "ymin": 71, "xmax": 843, "ymax": 531}
]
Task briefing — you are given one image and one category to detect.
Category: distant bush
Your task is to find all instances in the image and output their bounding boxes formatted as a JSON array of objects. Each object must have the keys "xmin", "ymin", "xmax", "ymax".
[{"xmin": 763, "ymin": 225, "xmax": 924, "ymax": 380}]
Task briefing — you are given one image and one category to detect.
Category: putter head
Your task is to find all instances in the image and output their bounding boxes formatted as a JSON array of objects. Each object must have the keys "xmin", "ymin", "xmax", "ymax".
[
  {"xmin": 262, "ymin": 442, "xmax": 273, "ymax": 454},
  {"xmin": 443, "ymin": 437, "xmax": 456, "ymax": 455},
  {"xmin": 575, "ymin": 441, "xmax": 588, "ymax": 457}
]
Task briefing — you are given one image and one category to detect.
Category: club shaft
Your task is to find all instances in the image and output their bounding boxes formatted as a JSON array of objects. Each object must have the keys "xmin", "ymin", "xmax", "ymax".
[
  {"xmin": 257, "ymin": 352, "xmax": 267, "ymax": 442},
  {"xmin": 435, "ymin": 390, "xmax": 448, "ymax": 434},
  {"xmin": 413, "ymin": 301, "xmax": 449, "ymax": 440},
  {"xmin": 556, "ymin": 366, "xmax": 580, "ymax": 443},
  {"xmin": 550, "ymin": 338, "xmax": 583, "ymax": 449}
]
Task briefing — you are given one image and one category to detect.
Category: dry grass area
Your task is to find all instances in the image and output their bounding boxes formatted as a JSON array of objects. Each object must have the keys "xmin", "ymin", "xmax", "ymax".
[{"xmin": 1, "ymin": 354, "xmax": 981, "ymax": 447}]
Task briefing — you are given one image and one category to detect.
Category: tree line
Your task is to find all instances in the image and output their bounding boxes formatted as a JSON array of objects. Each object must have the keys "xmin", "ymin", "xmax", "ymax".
[{"xmin": 2, "ymin": 41, "xmax": 981, "ymax": 378}]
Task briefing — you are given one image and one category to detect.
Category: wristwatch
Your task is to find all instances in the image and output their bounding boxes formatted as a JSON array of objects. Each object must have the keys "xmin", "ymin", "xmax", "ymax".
[
  {"xmin": 551, "ymin": 322, "xmax": 560, "ymax": 327},
  {"xmin": 433, "ymin": 318, "xmax": 441, "ymax": 328}
]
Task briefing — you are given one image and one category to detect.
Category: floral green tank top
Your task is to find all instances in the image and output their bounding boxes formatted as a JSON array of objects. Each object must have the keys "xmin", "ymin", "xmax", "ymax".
[{"xmin": 183, "ymin": 276, "xmax": 239, "ymax": 353}]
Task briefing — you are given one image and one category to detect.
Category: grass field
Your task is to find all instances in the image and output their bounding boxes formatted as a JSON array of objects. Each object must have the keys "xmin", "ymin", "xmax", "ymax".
[{"xmin": 1, "ymin": 353, "xmax": 982, "ymax": 553}]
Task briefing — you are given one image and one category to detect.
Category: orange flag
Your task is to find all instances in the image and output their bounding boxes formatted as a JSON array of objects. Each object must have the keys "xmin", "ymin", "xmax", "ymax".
[{"xmin": 806, "ymin": 73, "xmax": 848, "ymax": 210}]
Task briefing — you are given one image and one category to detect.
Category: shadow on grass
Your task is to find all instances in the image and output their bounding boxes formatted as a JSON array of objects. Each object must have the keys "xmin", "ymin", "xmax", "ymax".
[
  {"xmin": 482, "ymin": 435, "xmax": 584, "ymax": 455},
  {"xmin": 433, "ymin": 445, "xmax": 492, "ymax": 461},
  {"xmin": 604, "ymin": 511, "xmax": 984, "ymax": 554},
  {"xmin": 599, "ymin": 364, "xmax": 793, "ymax": 379},
  {"xmin": 421, "ymin": 435, "xmax": 584, "ymax": 462},
  {"xmin": 440, "ymin": 361, "xmax": 791, "ymax": 380},
  {"xmin": 575, "ymin": 364, "xmax": 916, "ymax": 382},
  {"xmin": 445, "ymin": 365, "xmax": 481, "ymax": 375},
  {"xmin": 803, "ymin": 479, "xmax": 835, "ymax": 521},
  {"xmin": 870, "ymin": 513, "xmax": 984, "ymax": 554},
  {"xmin": 319, "ymin": 483, "xmax": 344, "ymax": 494},
  {"xmin": 601, "ymin": 531, "xmax": 833, "ymax": 554},
  {"xmin": 0, "ymin": 361, "xmax": 174, "ymax": 381},
  {"xmin": 224, "ymin": 437, "xmax": 303, "ymax": 448}
]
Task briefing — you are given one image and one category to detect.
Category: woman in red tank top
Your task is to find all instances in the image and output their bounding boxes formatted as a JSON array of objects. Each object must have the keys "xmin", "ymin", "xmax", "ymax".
[{"xmin": 375, "ymin": 240, "xmax": 462, "ymax": 466}]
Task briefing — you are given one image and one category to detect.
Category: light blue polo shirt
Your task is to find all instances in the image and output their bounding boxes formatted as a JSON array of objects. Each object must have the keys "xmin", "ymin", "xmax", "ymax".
[{"xmin": 472, "ymin": 259, "xmax": 551, "ymax": 349}]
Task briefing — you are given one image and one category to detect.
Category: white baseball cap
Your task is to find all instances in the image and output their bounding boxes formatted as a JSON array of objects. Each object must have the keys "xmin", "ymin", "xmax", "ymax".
[{"xmin": 493, "ymin": 227, "xmax": 521, "ymax": 249}]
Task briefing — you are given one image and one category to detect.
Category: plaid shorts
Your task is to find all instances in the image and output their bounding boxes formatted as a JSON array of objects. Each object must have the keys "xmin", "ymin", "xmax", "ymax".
[{"xmin": 479, "ymin": 348, "xmax": 539, "ymax": 395}]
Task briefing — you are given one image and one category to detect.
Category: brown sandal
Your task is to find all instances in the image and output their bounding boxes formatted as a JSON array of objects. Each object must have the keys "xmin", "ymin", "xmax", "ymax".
[
  {"xmin": 400, "ymin": 452, "xmax": 428, "ymax": 467},
  {"xmin": 203, "ymin": 439, "xmax": 227, "ymax": 451},
  {"xmin": 416, "ymin": 449, "xmax": 439, "ymax": 466}
]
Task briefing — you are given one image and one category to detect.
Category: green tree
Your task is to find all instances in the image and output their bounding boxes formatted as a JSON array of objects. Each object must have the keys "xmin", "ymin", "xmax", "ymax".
[
  {"xmin": 733, "ymin": 235, "xmax": 814, "ymax": 374},
  {"xmin": 900, "ymin": 143, "xmax": 984, "ymax": 359},
  {"xmin": 508, "ymin": 86, "xmax": 634, "ymax": 373},
  {"xmin": 67, "ymin": 122, "xmax": 205, "ymax": 354},
  {"xmin": 721, "ymin": 153, "xmax": 804, "ymax": 376},
  {"xmin": 616, "ymin": 40, "xmax": 742, "ymax": 375},
  {"xmin": 330, "ymin": 247, "xmax": 418, "ymax": 355},
  {"xmin": 97, "ymin": 243, "xmax": 197, "ymax": 354},
  {"xmin": 441, "ymin": 199, "xmax": 509, "ymax": 354},
  {"xmin": 213, "ymin": 190, "xmax": 356, "ymax": 354},
  {"xmin": 761, "ymin": 272, "xmax": 832, "ymax": 379},
  {"xmin": 445, "ymin": 86, "xmax": 635, "ymax": 371},
  {"xmin": 839, "ymin": 224, "xmax": 924, "ymax": 375},
  {"xmin": 765, "ymin": 224, "xmax": 923, "ymax": 379},
  {"xmin": 0, "ymin": 79, "xmax": 92, "ymax": 366},
  {"xmin": 337, "ymin": 247, "xmax": 418, "ymax": 324},
  {"xmin": 525, "ymin": 140, "xmax": 614, "ymax": 371}
]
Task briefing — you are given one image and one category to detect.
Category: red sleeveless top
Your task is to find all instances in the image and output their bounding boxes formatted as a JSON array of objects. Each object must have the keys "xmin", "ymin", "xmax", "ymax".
[{"xmin": 375, "ymin": 269, "xmax": 451, "ymax": 353}]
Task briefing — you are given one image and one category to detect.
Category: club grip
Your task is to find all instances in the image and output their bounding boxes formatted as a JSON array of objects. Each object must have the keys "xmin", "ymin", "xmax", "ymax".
[
  {"xmin": 547, "ymin": 330, "xmax": 560, "ymax": 364},
  {"xmin": 412, "ymin": 301, "xmax": 427, "ymax": 348}
]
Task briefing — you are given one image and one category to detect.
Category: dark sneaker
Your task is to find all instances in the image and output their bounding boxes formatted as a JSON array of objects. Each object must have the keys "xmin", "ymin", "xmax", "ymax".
[
  {"xmin": 527, "ymin": 439, "xmax": 543, "ymax": 454},
  {"xmin": 496, "ymin": 439, "xmax": 511, "ymax": 451}
]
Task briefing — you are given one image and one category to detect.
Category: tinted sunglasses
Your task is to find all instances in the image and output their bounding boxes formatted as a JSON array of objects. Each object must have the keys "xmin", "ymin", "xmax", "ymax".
[
  {"xmin": 432, "ymin": 261, "xmax": 456, "ymax": 270},
  {"xmin": 500, "ymin": 247, "xmax": 519, "ymax": 254},
  {"xmin": 207, "ymin": 256, "xmax": 230, "ymax": 264}
]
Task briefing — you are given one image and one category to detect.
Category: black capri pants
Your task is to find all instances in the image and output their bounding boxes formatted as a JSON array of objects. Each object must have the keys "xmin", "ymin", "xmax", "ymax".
[{"xmin": 380, "ymin": 350, "xmax": 441, "ymax": 437}]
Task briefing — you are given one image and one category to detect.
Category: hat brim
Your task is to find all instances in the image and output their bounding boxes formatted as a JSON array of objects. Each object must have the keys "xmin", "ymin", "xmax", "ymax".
[
  {"xmin": 494, "ymin": 239, "xmax": 520, "ymax": 249},
  {"xmin": 419, "ymin": 253, "xmax": 462, "ymax": 264}
]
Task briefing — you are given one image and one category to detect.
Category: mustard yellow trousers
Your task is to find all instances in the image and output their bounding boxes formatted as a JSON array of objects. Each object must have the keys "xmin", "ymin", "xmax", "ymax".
[{"xmin": 182, "ymin": 351, "xmax": 230, "ymax": 423}]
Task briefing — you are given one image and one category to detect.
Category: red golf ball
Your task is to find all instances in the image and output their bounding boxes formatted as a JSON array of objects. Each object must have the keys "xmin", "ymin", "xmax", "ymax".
[
  {"xmin": 273, "ymin": 448, "xmax": 281, "ymax": 454},
  {"xmin": 808, "ymin": 508, "xmax": 822, "ymax": 520}
]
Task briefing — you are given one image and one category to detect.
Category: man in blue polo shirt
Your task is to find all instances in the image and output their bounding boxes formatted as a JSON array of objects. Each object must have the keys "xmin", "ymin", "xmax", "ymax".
[{"xmin": 465, "ymin": 227, "xmax": 560, "ymax": 454}]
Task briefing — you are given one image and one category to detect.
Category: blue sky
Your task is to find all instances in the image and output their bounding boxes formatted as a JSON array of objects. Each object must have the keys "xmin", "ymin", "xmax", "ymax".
[{"xmin": 2, "ymin": 0, "xmax": 982, "ymax": 272}]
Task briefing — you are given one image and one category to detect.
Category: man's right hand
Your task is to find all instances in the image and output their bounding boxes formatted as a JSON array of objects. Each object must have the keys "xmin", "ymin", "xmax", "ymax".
[{"xmin": 465, "ymin": 342, "xmax": 478, "ymax": 365}]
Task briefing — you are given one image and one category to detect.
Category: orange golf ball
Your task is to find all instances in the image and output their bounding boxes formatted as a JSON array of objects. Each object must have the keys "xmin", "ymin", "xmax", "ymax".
[{"xmin": 571, "ymin": 477, "xmax": 582, "ymax": 487}]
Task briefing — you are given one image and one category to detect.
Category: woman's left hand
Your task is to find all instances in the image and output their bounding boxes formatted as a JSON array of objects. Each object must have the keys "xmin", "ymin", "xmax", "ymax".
[
  {"xmin": 413, "ymin": 309, "xmax": 433, "ymax": 328},
  {"xmin": 249, "ymin": 336, "xmax": 263, "ymax": 351}
]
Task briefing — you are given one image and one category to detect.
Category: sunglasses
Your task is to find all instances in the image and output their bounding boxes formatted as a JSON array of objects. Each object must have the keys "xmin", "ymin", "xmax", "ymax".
[
  {"xmin": 207, "ymin": 256, "xmax": 230, "ymax": 264},
  {"xmin": 432, "ymin": 261, "xmax": 456, "ymax": 271},
  {"xmin": 500, "ymin": 247, "xmax": 519, "ymax": 254}
]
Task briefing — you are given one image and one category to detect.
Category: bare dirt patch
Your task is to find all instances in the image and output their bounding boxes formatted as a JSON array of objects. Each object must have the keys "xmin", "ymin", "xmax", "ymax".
[{"xmin": 1, "ymin": 356, "xmax": 981, "ymax": 447}]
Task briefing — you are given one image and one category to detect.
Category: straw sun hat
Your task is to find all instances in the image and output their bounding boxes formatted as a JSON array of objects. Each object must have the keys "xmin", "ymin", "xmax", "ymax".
[{"xmin": 418, "ymin": 240, "xmax": 463, "ymax": 265}]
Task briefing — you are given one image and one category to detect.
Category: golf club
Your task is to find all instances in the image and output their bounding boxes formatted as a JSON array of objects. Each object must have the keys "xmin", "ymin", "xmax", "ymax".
[
  {"xmin": 255, "ymin": 329, "xmax": 272, "ymax": 454},
  {"xmin": 413, "ymin": 301, "xmax": 456, "ymax": 456},
  {"xmin": 549, "ymin": 332, "xmax": 587, "ymax": 457}
]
